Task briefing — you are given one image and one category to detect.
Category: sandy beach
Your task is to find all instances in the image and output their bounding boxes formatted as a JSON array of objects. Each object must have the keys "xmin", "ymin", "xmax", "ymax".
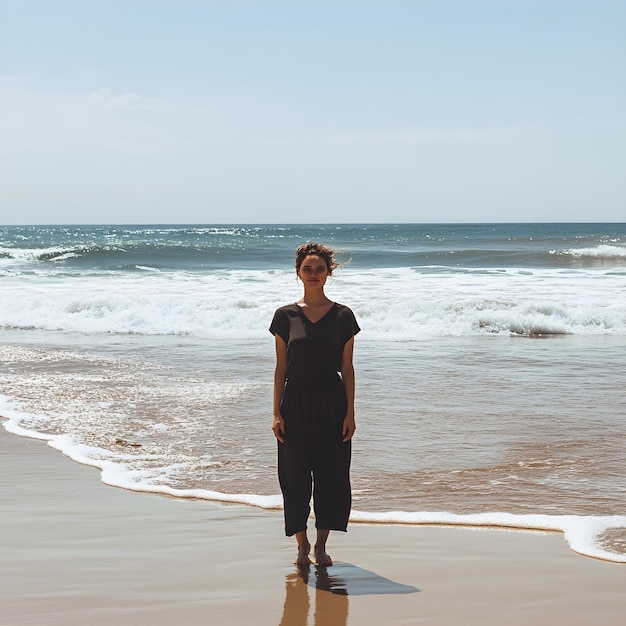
[{"xmin": 1, "ymin": 427, "xmax": 624, "ymax": 626}]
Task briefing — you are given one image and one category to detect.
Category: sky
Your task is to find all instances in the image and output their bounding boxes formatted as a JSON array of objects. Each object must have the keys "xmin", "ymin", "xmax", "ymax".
[{"xmin": 1, "ymin": 0, "xmax": 625, "ymax": 224}]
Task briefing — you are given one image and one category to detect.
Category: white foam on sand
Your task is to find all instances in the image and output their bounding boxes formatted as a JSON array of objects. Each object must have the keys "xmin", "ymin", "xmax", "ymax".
[
  {"xmin": 349, "ymin": 510, "xmax": 626, "ymax": 564},
  {"xmin": 2, "ymin": 406, "xmax": 625, "ymax": 565}
]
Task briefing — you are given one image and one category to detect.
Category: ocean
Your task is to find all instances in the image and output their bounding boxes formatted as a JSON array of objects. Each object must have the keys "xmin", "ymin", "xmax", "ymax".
[{"xmin": 1, "ymin": 223, "xmax": 625, "ymax": 562}]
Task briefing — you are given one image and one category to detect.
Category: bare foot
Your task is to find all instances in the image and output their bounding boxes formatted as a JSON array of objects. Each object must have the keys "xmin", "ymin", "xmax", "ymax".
[
  {"xmin": 295, "ymin": 541, "xmax": 311, "ymax": 566},
  {"xmin": 314, "ymin": 547, "xmax": 333, "ymax": 567}
]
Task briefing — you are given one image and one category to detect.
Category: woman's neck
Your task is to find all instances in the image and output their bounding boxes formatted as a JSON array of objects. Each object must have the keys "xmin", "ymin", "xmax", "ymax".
[{"xmin": 299, "ymin": 289, "xmax": 332, "ymax": 307}]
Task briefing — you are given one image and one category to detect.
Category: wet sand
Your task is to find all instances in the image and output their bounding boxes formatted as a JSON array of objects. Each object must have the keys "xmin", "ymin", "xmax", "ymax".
[{"xmin": 1, "ymin": 426, "xmax": 625, "ymax": 626}]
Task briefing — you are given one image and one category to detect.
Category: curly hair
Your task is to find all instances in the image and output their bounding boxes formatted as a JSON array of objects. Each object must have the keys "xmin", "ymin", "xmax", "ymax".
[{"xmin": 295, "ymin": 242, "xmax": 339, "ymax": 275}]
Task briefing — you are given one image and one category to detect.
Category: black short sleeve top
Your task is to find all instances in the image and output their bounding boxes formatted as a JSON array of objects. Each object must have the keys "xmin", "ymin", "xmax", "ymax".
[{"xmin": 269, "ymin": 303, "xmax": 360, "ymax": 381}]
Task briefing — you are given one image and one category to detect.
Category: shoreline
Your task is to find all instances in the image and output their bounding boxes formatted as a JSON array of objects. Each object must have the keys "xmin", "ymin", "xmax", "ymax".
[
  {"xmin": 3, "ymin": 410, "xmax": 625, "ymax": 564},
  {"xmin": 2, "ymin": 427, "xmax": 625, "ymax": 625}
]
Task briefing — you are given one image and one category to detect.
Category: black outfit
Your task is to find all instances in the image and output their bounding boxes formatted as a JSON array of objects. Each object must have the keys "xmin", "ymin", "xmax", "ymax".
[{"xmin": 269, "ymin": 302, "xmax": 360, "ymax": 536}]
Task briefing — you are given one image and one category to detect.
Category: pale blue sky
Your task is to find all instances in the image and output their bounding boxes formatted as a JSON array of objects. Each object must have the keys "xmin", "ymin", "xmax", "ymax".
[{"xmin": 1, "ymin": 0, "xmax": 624, "ymax": 224}]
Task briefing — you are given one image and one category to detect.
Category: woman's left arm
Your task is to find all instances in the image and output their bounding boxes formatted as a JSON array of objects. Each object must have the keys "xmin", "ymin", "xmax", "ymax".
[{"xmin": 340, "ymin": 336, "xmax": 356, "ymax": 442}]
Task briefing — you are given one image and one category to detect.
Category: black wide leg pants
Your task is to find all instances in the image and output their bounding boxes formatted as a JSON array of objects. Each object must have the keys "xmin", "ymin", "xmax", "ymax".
[{"xmin": 277, "ymin": 376, "xmax": 352, "ymax": 537}]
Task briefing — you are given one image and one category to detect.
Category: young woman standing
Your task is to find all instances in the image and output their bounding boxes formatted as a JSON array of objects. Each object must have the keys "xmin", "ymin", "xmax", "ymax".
[{"xmin": 270, "ymin": 243, "xmax": 360, "ymax": 567}]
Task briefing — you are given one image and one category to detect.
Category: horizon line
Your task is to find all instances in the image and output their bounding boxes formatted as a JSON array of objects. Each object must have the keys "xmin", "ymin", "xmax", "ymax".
[{"xmin": 2, "ymin": 221, "xmax": 626, "ymax": 227}]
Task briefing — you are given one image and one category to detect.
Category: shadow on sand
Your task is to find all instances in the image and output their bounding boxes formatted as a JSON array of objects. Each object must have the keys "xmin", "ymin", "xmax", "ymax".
[{"xmin": 279, "ymin": 563, "xmax": 419, "ymax": 626}]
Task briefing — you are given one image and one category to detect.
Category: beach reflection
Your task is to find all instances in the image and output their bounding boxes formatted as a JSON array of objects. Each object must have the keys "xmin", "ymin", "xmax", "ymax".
[
  {"xmin": 279, "ymin": 570, "xmax": 312, "ymax": 626},
  {"xmin": 279, "ymin": 563, "xmax": 419, "ymax": 625}
]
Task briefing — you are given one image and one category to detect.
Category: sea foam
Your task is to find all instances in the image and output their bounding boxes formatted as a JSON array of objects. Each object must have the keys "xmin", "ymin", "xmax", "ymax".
[
  {"xmin": 552, "ymin": 244, "xmax": 626, "ymax": 259},
  {"xmin": 2, "ymin": 402, "xmax": 625, "ymax": 564},
  {"xmin": 1, "ymin": 268, "xmax": 624, "ymax": 338}
]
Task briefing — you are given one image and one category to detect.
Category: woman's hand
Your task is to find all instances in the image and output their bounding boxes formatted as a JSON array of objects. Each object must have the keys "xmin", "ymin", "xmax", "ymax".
[
  {"xmin": 272, "ymin": 413, "xmax": 285, "ymax": 443},
  {"xmin": 342, "ymin": 412, "xmax": 356, "ymax": 442}
]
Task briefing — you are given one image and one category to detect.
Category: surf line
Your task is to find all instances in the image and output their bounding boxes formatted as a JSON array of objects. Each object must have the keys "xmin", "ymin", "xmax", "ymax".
[{"xmin": 3, "ymin": 411, "xmax": 625, "ymax": 565}]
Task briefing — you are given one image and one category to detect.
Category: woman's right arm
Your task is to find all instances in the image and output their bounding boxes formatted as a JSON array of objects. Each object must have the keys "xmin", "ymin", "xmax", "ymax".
[{"xmin": 272, "ymin": 334, "xmax": 288, "ymax": 443}]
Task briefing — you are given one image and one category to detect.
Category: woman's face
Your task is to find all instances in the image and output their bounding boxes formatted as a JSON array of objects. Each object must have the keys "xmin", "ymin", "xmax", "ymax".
[{"xmin": 297, "ymin": 254, "xmax": 329, "ymax": 287}]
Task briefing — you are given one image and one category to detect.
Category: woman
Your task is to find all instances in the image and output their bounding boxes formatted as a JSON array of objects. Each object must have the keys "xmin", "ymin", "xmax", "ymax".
[{"xmin": 270, "ymin": 242, "xmax": 360, "ymax": 567}]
